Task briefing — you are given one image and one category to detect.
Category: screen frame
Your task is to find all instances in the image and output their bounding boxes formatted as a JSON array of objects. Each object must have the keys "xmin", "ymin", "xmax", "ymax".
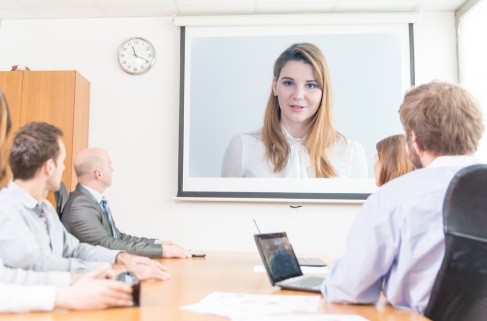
[{"xmin": 177, "ymin": 23, "xmax": 415, "ymax": 202}]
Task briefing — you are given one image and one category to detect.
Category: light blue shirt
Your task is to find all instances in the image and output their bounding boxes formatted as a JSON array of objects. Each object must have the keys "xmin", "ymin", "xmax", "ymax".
[
  {"xmin": 0, "ymin": 181, "xmax": 119, "ymax": 272},
  {"xmin": 322, "ymin": 155, "xmax": 480, "ymax": 313}
]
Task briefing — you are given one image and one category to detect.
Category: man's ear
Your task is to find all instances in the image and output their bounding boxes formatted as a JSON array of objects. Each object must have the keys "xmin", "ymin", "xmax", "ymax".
[
  {"xmin": 44, "ymin": 159, "xmax": 55, "ymax": 176},
  {"xmin": 410, "ymin": 131, "xmax": 423, "ymax": 156},
  {"xmin": 94, "ymin": 169, "xmax": 102, "ymax": 180}
]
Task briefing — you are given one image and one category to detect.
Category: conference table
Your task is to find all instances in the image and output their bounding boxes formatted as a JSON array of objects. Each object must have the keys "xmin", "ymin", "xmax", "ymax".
[{"xmin": 0, "ymin": 252, "xmax": 430, "ymax": 321}]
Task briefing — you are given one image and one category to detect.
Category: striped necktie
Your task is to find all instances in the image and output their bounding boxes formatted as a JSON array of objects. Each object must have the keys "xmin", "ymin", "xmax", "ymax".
[
  {"xmin": 100, "ymin": 198, "xmax": 118, "ymax": 239},
  {"xmin": 33, "ymin": 204, "xmax": 52, "ymax": 249}
]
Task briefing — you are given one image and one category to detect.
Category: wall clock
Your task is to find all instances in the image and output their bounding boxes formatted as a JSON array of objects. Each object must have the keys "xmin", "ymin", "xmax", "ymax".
[{"xmin": 118, "ymin": 37, "xmax": 156, "ymax": 75}]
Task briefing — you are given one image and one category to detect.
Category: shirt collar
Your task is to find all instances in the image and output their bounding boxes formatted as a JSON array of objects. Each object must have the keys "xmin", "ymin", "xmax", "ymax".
[
  {"xmin": 281, "ymin": 123, "xmax": 304, "ymax": 143},
  {"xmin": 427, "ymin": 155, "xmax": 480, "ymax": 168},
  {"xmin": 80, "ymin": 184, "xmax": 104, "ymax": 203},
  {"xmin": 7, "ymin": 181, "xmax": 42, "ymax": 210}
]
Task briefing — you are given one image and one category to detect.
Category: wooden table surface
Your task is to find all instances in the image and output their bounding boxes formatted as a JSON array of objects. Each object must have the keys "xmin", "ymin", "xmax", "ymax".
[{"xmin": 0, "ymin": 252, "xmax": 430, "ymax": 321}]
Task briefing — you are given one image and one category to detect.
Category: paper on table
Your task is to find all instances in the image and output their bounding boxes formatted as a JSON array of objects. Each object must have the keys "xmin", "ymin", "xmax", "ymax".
[
  {"xmin": 232, "ymin": 314, "xmax": 370, "ymax": 321},
  {"xmin": 180, "ymin": 292, "xmax": 320, "ymax": 318},
  {"xmin": 253, "ymin": 265, "xmax": 328, "ymax": 274}
]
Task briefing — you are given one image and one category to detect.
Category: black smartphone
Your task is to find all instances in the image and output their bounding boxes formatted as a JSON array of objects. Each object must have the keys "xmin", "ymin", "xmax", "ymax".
[{"xmin": 115, "ymin": 272, "xmax": 141, "ymax": 306}]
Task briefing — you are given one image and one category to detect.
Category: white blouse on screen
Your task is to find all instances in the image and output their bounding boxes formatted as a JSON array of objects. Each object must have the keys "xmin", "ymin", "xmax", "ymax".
[{"xmin": 221, "ymin": 127, "xmax": 368, "ymax": 178}]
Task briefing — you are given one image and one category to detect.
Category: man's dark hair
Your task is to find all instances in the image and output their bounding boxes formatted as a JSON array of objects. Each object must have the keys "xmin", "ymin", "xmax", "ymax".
[{"xmin": 10, "ymin": 122, "xmax": 64, "ymax": 180}]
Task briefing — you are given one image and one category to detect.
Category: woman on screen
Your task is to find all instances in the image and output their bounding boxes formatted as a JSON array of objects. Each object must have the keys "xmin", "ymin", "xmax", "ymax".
[
  {"xmin": 221, "ymin": 43, "xmax": 368, "ymax": 178},
  {"xmin": 374, "ymin": 134, "xmax": 415, "ymax": 186}
]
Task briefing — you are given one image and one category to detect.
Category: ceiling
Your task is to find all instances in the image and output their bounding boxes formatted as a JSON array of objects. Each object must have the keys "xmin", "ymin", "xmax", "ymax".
[{"xmin": 0, "ymin": 0, "xmax": 468, "ymax": 20}]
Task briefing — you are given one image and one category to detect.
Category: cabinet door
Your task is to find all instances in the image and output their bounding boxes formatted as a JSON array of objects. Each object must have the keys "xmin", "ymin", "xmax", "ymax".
[
  {"xmin": 71, "ymin": 72, "xmax": 90, "ymax": 190},
  {"xmin": 21, "ymin": 71, "xmax": 77, "ymax": 191}
]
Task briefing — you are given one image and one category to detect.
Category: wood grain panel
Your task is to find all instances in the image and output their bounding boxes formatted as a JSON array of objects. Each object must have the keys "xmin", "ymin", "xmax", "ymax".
[
  {"xmin": 71, "ymin": 71, "xmax": 90, "ymax": 191},
  {"xmin": 21, "ymin": 71, "xmax": 76, "ymax": 193}
]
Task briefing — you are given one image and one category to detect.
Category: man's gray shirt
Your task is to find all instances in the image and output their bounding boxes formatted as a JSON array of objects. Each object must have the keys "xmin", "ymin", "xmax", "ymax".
[{"xmin": 0, "ymin": 181, "xmax": 120, "ymax": 272}]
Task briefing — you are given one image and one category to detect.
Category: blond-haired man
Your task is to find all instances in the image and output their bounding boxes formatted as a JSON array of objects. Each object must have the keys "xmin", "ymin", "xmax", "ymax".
[{"xmin": 322, "ymin": 81, "xmax": 484, "ymax": 313}]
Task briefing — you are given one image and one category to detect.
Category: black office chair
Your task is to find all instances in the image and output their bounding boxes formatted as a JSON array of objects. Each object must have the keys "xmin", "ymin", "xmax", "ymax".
[
  {"xmin": 53, "ymin": 181, "xmax": 68, "ymax": 219},
  {"xmin": 424, "ymin": 164, "xmax": 487, "ymax": 321}
]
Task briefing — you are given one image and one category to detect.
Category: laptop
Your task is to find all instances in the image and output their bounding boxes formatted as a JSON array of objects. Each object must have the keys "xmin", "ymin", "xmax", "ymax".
[
  {"xmin": 254, "ymin": 232, "xmax": 325, "ymax": 293},
  {"xmin": 253, "ymin": 219, "xmax": 326, "ymax": 267}
]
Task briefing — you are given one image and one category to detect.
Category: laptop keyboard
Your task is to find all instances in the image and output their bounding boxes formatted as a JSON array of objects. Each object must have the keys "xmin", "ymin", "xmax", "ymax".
[{"xmin": 284, "ymin": 276, "xmax": 324, "ymax": 289}]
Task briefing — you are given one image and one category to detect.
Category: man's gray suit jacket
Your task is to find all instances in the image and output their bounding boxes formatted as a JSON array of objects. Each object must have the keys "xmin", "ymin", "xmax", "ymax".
[{"xmin": 62, "ymin": 184, "xmax": 163, "ymax": 258}]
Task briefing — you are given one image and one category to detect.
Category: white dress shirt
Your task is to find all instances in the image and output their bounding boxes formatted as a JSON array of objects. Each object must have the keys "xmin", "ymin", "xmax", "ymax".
[
  {"xmin": 322, "ymin": 155, "xmax": 480, "ymax": 313},
  {"xmin": 0, "ymin": 258, "xmax": 70, "ymax": 286},
  {"xmin": 0, "ymin": 181, "xmax": 119, "ymax": 272},
  {"xmin": 221, "ymin": 127, "xmax": 368, "ymax": 178},
  {"xmin": 0, "ymin": 283, "xmax": 57, "ymax": 313},
  {"xmin": 0, "ymin": 257, "xmax": 71, "ymax": 313}
]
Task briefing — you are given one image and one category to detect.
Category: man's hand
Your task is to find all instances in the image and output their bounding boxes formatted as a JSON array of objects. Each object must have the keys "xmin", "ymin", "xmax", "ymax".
[
  {"xmin": 156, "ymin": 240, "xmax": 191, "ymax": 258},
  {"xmin": 115, "ymin": 253, "xmax": 170, "ymax": 281},
  {"xmin": 128, "ymin": 263, "xmax": 171, "ymax": 281},
  {"xmin": 116, "ymin": 253, "xmax": 168, "ymax": 269},
  {"xmin": 56, "ymin": 267, "xmax": 133, "ymax": 310},
  {"xmin": 162, "ymin": 244, "xmax": 191, "ymax": 258}
]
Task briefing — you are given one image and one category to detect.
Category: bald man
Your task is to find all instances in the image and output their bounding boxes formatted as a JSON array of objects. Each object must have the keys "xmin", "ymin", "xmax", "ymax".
[{"xmin": 62, "ymin": 148, "xmax": 189, "ymax": 259}]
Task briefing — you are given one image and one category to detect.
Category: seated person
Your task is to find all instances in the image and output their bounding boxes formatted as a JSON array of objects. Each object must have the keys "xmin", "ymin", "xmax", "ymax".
[
  {"xmin": 0, "ymin": 90, "xmax": 132, "ymax": 313},
  {"xmin": 0, "ymin": 121, "xmax": 169, "ymax": 280},
  {"xmin": 322, "ymin": 81, "xmax": 484, "ymax": 313},
  {"xmin": 62, "ymin": 147, "xmax": 189, "ymax": 259},
  {"xmin": 374, "ymin": 134, "xmax": 415, "ymax": 186}
]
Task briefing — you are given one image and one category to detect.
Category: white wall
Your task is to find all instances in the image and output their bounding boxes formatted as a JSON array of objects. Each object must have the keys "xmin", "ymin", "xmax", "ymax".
[{"xmin": 0, "ymin": 12, "xmax": 457, "ymax": 259}]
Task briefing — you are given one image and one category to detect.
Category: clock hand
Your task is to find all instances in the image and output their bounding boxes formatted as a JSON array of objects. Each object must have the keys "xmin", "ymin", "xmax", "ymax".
[
  {"xmin": 132, "ymin": 46, "xmax": 138, "ymax": 58},
  {"xmin": 137, "ymin": 56, "xmax": 150, "ymax": 63}
]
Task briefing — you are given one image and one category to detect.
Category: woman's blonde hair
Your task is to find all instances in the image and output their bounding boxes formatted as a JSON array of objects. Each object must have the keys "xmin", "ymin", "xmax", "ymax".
[
  {"xmin": 376, "ymin": 134, "xmax": 415, "ymax": 186},
  {"xmin": 0, "ymin": 89, "xmax": 13, "ymax": 182},
  {"xmin": 262, "ymin": 43, "xmax": 338, "ymax": 177}
]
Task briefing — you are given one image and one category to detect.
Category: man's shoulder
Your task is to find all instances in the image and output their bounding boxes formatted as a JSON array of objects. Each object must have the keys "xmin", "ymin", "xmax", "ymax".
[
  {"xmin": 369, "ymin": 165, "xmax": 467, "ymax": 211},
  {"xmin": 67, "ymin": 188, "xmax": 86, "ymax": 200},
  {"xmin": 63, "ymin": 187, "xmax": 99, "ymax": 217},
  {"xmin": 67, "ymin": 186, "xmax": 95, "ymax": 203},
  {"xmin": 0, "ymin": 187, "xmax": 22, "ymax": 213},
  {"xmin": 0, "ymin": 189, "xmax": 31, "ymax": 229}
]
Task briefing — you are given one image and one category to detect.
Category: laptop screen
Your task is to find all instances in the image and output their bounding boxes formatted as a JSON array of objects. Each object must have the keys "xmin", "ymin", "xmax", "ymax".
[{"xmin": 254, "ymin": 232, "xmax": 302, "ymax": 284}]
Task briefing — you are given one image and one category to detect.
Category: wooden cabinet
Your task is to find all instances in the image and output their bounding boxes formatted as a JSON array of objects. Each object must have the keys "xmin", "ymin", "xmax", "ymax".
[{"xmin": 0, "ymin": 71, "xmax": 90, "ymax": 194}]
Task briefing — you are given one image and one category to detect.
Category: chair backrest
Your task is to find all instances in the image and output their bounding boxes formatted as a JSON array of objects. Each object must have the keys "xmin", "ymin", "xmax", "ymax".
[
  {"xmin": 53, "ymin": 181, "xmax": 68, "ymax": 219},
  {"xmin": 424, "ymin": 164, "xmax": 487, "ymax": 321}
]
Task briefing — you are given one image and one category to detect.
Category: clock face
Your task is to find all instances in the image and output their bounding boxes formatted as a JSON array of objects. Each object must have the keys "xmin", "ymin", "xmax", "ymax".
[{"xmin": 118, "ymin": 37, "xmax": 156, "ymax": 75}]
